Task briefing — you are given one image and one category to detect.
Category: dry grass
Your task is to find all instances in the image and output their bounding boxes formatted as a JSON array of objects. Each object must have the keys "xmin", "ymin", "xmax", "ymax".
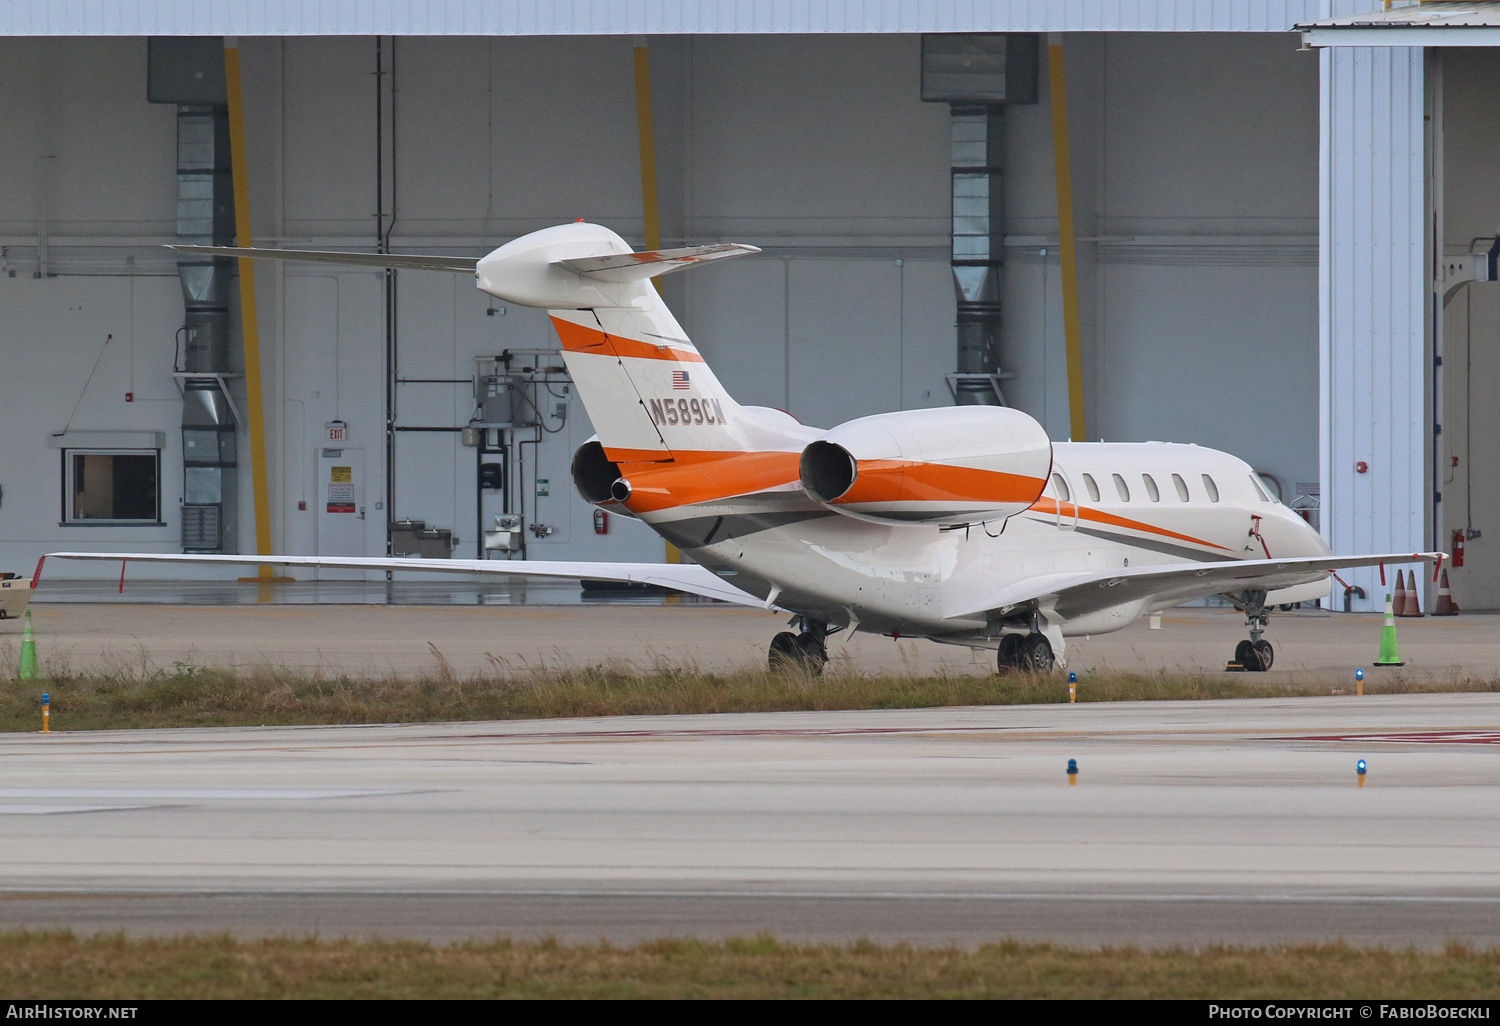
[
  {"xmin": 0, "ymin": 932, "xmax": 1496, "ymax": 999},
  {"xmin": 1, "ymin": 648, "xmax": 1497, "ymax": 732}
]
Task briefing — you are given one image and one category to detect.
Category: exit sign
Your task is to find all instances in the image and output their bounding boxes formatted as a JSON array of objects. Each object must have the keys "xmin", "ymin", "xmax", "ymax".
[{"xmin": 326, "ymin": 420, "xmax": 348, "ymax": 442}]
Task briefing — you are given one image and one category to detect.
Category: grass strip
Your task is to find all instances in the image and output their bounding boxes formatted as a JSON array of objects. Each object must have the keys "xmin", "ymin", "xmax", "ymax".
[
  {"xmin": 3, "ymin": 657, "xmax": 1498, "ymax": 733},
  {"xmin": 0, "ymin": 932, "xmax": 1497, "ymax": 999}
]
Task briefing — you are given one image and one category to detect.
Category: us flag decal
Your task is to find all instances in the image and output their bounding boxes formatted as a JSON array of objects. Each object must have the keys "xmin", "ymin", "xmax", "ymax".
[{"xmin": 672, "ymin": 370, "xmax": 691, "ymax": 390}]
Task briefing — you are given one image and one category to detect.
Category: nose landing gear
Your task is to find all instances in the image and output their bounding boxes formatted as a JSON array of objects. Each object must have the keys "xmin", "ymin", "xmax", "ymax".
[{"xmin": 1226, "ymin": 591, "xmax": 1274, "ymax": 672}]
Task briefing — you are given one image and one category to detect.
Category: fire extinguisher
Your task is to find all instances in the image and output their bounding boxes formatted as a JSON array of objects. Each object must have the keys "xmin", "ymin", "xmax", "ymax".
[
  {"xmin": 594, "ymin": 508, "xmax": 609, "ymax": 535},
  {"xmin": 1452, "ymin": 529, "xmax": 1465, "ymax": 568}
]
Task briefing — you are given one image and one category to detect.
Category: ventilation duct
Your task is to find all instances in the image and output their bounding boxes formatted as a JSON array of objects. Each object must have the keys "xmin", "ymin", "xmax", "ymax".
[
  {"xmin": 150, "ymin": 38, "xmax": 239, "ymax": 554},
  {"xmin": 921, "ymin": 35, "xmax": 1038, "ymax": 407}
]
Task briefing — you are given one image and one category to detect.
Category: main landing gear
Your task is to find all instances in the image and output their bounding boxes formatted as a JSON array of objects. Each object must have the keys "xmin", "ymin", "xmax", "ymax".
[
  {"xmin": 1226, "ymin": 591, "xmax": 1275, "ymax": 672},
  {"xmin": 769, "ymin": 617, "xmax": 834, "ymax": 675},
  {"xmin": 996, "ymin": 632, "xmax": 1055, "ymax": 674}
]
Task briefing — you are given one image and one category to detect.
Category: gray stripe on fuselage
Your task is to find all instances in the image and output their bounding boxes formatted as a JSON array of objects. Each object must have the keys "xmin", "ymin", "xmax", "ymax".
[{"xmin": 1020, "ymin": 517, "xmax": 1242, "ymax": 564}]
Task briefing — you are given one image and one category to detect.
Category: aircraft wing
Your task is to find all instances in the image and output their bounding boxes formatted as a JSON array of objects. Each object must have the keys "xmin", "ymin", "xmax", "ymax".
[
  {"xmin": 950, "ymin": 551, "xmax": 1445, "ymax": 624},
  {"xmin": 38, "ymin": 552, "xmax": 760, "ymax": 607},
  {"xmin": 168, "ymin": 245, "xmax": 480, "ymax": 274}
]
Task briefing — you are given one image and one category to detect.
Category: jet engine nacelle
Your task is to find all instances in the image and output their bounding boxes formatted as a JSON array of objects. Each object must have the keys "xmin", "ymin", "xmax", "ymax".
[
  {"xmin": 800, "ymin": 407, "xmax": 1053, "ymax": 525},
  {"xmin": 571, "ymin": 438, "xmax": 638, "ymax": 517}
]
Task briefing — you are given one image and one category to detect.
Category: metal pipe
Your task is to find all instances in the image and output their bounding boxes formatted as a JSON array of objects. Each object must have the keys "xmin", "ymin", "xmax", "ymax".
[
  {"xmin": 1048, "ymin": 34, "xmax": 1087, "ymax": 442},
  {"xmin": 224, "ymin": 42, "xmax": 274, "ymax": 578}
]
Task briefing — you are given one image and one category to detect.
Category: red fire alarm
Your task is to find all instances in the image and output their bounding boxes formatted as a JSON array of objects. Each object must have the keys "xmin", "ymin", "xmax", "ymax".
[
  {"xmin": 297, "ymin": 500, "xmax": 307, "ymax": 511},
  {"xmin": 1355, "ymin": 461, "xmax": 1368, "ymax": 474},
  {"xmin": 125, "ymin": 392, "xmax": 134, "ymax": 402}
]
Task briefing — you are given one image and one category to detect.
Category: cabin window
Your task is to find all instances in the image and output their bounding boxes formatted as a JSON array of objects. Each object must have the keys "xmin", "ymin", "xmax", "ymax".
[
  {"xmin": 1081, "ymin": 473, "xmax": 1100, "ymax": 503},
  {"xmin": 1202, "ymin": 474, "xmax": 1220, "ymax": 502},
  {"xmin": 1142, "ymin": 473, "xmax": 1160, "ymax": 502},
  {"xmin": 1249, "ymin": 474, "xmax": 1272, "ymax": 502},
  {"xmin": 1051, "ymin": 473, "xmax": 1070, "ymax": 503},
  {"xmin": 1172, "ymin": 473, "xmax": 1190, "ymax": 501},
  {"xmin": 1112, "ymin": 473, "xmax": 1130, "ymax": 501}
]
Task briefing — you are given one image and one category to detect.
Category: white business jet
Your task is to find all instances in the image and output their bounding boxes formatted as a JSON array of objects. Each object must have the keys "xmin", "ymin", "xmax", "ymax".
[{"xmin": 43, "ymin": 222, "xmax": 1441, "ymax": 673}]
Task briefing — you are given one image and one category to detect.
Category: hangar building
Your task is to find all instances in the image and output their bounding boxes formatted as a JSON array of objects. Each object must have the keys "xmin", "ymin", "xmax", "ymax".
[{"xmin": 0, "ymin": 1, "xmax": 1496, "ymax": 611}]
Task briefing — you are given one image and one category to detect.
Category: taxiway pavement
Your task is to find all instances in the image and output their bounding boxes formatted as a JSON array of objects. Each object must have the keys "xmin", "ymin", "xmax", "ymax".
[{"xmin": 2, "ymin": 694, "xmax": 1499, "ymax": 948}]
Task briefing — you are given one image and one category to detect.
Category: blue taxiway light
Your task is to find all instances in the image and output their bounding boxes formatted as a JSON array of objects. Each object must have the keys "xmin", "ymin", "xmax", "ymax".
[
  {"xmin": 1355, "ymin": 669, "xmax": 1365, "ymax": 682},
  {"xmin": 1357, "ymin": 760, "xmax": 1367, "ymax": 774}
]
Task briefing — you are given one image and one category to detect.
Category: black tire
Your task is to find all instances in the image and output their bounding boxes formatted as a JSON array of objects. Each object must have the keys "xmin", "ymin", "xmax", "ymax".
[
  {"xmin": 1018, "ymin": 634, "xmax": 1054, "ymax": 674},
  {"xmin": 1252, "ymin": 639, "xmax": 1274, "ymax": 671},
  {"xmin": 996, "ymin": 634, "xmax": 1022, "ymax": 673},
  {"xmin": 793, "ymin": 633, "xmax": 827, "ymax": 676},
  {"xmin": 768, "ymin": 631, "xmax": 799, "ymax": 671},
  {"xmin": 1234, "ymin": 639, "xmax": 1253, "ymax": 667},
  {"xmin": 0, "ymin": 609, "xmax": 7, "ymax": 619}
]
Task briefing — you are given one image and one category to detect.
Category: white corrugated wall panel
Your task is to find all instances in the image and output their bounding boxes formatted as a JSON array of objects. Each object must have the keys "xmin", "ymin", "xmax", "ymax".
[
  {"xmin": 1320, "ymin": 43, "xmax": 1429, "ymax": 612},
  {"xmin": 0, "ymin": 1, "xmax": 1326, "ymax": 36}
]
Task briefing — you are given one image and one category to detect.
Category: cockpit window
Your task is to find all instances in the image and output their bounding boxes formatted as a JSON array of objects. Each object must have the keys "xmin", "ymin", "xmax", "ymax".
[
  {"xmin": 1249, "ymin": 474, "xmax": 1272, "ymax": 502},
  {"xmin": 1112, "ymin": 473, "xmax": 1130, "ymax": 501}
]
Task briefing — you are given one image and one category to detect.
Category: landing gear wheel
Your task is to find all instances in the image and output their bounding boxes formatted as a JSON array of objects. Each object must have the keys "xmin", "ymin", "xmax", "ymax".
[
  {"xmin": 1252, "ymin": 639, "xmax": 1274, "ymax": 671},
  {"xmin": 1234, "ymin": 639, "xmax": 1253, "ymax": 667},
  {"xmin": 793, "ymin": 632, "xmax": 827, "ymax": 676},
  {"xmin": 768, "ymin": 632, "xmax": 799, "ymax": 671},
  {"xmin": 1017, "ymin": 634, "xmax": 1055, "ymax": 674},
  {"xmin": 996, "ymin": 634, "xmax": 1023, "ymax": 673}
]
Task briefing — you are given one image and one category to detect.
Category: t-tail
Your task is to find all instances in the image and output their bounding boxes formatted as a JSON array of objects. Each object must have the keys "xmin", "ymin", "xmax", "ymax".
[
  {"xmin": 171, "ymin": 221, "xmax": 812, "ymax": 516},
  {"xmin": 475, "ymin": 222, "xmax": 786, "ymax": 464}
]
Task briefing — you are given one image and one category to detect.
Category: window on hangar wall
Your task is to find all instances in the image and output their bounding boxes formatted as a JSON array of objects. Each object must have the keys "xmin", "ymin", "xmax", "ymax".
[{"xmin": 62, "ymin": 449, "xmax": 161, "ymax": 524}]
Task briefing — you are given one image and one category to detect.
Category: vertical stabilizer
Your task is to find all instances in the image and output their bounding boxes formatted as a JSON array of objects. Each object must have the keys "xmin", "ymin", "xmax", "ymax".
[{"xmin": 475, "ymin": 223, "xmax": 760, "ymax": 463}]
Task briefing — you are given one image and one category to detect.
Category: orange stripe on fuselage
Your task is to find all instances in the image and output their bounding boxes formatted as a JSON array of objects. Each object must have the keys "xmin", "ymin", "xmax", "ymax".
[
  {"xmin": 838, "ymin": 460, "xmax": 1045, "ymax": 507},
  {"xmin": 617, "ymin": 450, "xmax": 802, "ymax": 513},
  {"xmin": 1028, "ymin": 497, "xmax": 1233, "ymax": 552},
  {"xmin": 551, "ymin": 316, "xmax": 706, "ymax": 364}
]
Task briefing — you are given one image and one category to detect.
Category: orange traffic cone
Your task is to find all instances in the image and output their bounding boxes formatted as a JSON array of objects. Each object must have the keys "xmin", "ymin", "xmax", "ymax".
[
  {"xmin": 1407, "ymin": 571, "xmax": 1424, "ymax": 617},
  {"xmin": 1392, "ymin": 570, "xmax": 1409, "ymax": 617},
  {"xmin": 1434, "ymin": 569, "xmax": 1459, "ymax": 616}
]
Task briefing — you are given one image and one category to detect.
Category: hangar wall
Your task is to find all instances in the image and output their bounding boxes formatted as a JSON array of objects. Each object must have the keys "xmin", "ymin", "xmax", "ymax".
[{"xmin": 0, "ymin": 33, "xmax": 1321, "ymax": 579}]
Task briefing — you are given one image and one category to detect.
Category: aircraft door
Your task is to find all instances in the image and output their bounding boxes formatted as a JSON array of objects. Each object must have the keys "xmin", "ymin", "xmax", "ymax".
[{"xmin": 1051, "ymin": 471, "xmax": 1079, "ymax": 532}]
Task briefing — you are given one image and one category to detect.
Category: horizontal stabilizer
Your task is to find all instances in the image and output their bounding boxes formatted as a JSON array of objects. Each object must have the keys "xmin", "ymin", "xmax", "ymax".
[
  {"xmin": 555, "ymin": 243, "xmax": 760, "ymax": 284},
  {"xmin": 168, "ymin": 245, "xmax": 479, "ymax": 274}
]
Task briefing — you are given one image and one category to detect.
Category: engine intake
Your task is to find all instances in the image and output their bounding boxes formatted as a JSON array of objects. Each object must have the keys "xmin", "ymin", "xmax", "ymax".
[{"xmin": 800, "ymin": 406, "xmax": 1052, "ymax": 525}]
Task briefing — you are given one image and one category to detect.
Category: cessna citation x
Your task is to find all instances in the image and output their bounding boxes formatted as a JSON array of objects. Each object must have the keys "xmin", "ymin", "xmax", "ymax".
[{"xmin": 43, "ymin": 221, "xmax": 1441, "ymax": 674}]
